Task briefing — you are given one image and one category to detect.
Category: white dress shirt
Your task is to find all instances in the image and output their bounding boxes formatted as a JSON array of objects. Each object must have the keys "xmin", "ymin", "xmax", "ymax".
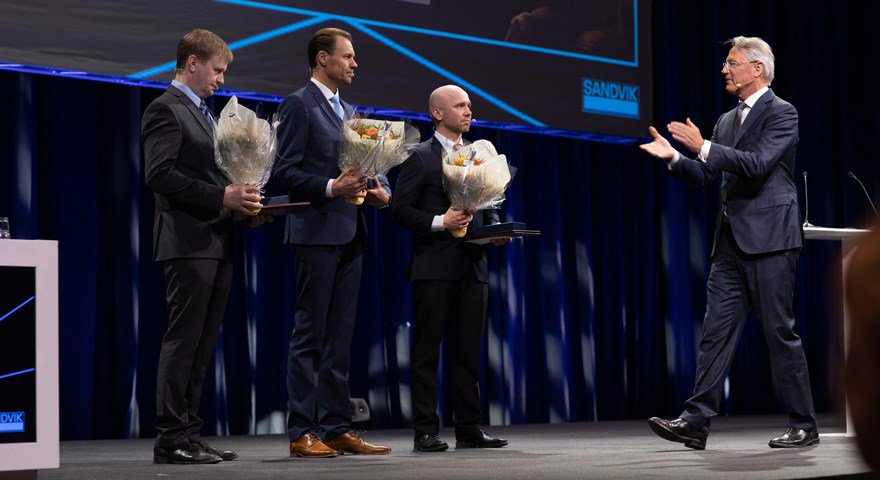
[{"xmin": 431, "ymin": 131, "xmax": 465, "ymax": 232}]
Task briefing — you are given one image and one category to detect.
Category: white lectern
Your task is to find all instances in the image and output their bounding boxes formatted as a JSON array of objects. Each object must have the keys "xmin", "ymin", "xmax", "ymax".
[
  {"xmin": 803, "ymin": 226, "xmax": 870, "ymax": 437},
  {"xmin": 0, "ymin": 240, "xmax": 59, "ymax": 478}
]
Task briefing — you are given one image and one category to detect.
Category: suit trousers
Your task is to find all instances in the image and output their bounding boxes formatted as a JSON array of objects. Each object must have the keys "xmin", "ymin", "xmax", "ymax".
[
  {"xmin": 680, "ymin": 222, "xmax": 817, "ymax": 434},
  {"xmin": 411, "ymin": 268, "xmax": 488, "ymax": 436},
  {"xmin": 155, "ymin": 257, "xmax": 233, "ymax": 448},
  {"xmin": 286, "ymin": 233, "xmax": 364, "ymax": 442}
]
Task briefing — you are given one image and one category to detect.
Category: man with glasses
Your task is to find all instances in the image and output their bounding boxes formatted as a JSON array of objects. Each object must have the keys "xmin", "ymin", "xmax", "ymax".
[{"xmin": 640, "ymin": 36, "xmax": 818, "ymax": 449}]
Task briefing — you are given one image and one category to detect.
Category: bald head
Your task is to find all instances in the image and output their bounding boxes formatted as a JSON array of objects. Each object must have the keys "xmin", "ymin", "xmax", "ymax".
[{"xmin": 429, "ymin": 85, "xmax": 472, "ymax": 138}]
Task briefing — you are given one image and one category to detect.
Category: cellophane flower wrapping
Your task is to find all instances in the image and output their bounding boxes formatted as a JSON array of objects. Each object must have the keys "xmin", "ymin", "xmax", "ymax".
[
  {"xmin": 338, "ymin": 117, "xmax": 421, "ymax": 178},
  {"xmin": 214, "ymin": 95, "xmax": 279, "ymax": 188},
  {"xmin": 441, "ymin": 139, "xmax": 511, "ymax": 213}
]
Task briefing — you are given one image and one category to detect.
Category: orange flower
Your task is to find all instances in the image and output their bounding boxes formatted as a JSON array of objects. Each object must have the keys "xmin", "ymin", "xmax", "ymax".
[{"xmin": 366, "ymin": 127, "xmax": 379, "ymax": 137}]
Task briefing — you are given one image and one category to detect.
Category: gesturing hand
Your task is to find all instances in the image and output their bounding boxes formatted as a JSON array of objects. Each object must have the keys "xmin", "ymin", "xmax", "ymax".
[
  {"xmin": 639, "ymin": 126, "xmax": 676, "ymax": 160},
  {"xmin": 667, "ymin": 118, "xmax": 704, "ymax": 155}
]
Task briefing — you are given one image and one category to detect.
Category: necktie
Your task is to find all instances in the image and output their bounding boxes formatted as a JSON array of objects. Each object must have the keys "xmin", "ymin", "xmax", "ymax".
[
  {"xmin": 329, "ymin": 95, "xmax": 344, "ymax": 120},
  {"xmin": 453, "ymin": 143, "xmax": 463, "ymax": 151},
  {"xmin": 733, "ymin": 102, "xmax": 745, "ymax": 138},
  {"xmin": 199, "ymin": 100, "xmax": 214, "ymax": 131}
]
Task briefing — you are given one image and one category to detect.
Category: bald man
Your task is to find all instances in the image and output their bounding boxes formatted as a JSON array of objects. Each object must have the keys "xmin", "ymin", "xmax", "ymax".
[{"xmin": 391, "ymin": 85, "xmax": 509, "ymax": 452}]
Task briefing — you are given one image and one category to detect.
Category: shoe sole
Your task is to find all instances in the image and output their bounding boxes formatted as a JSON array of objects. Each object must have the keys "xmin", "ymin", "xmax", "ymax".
[
  {"xmin": 153, "ymin": 456, "xmax": 222, "ymax": 464},
  {"xmin": 648, "ymin": 420, "xmax": 707, "ymax": 450},
  {"xmin": 290, "ymin": 451, "xmax": 337, "ymax": 458},
  {"xmin": 330, "ymin": 449, "xmax": 391, "ymax": 455},
  {"xmin": 455, "ymin": 441, "xmax": 509, "ymax": 449},
  {"xmin": 769, "ymin": 438, "xmax": 820, "ymax": 448},
  {"xmin": 413, "ymin": 445, "xmax": 449, "ymax": 453}
]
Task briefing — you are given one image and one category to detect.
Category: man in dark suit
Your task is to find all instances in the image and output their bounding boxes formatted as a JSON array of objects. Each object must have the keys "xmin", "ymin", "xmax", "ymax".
[
  {"xmin": 272, "ymin": 27, "xmax": 391, "ymax": 458},
  {"xmin": 392, "ymin": 85, "xmax": 510, "ymax": 452},
  {"xmin": 641, "ymin": 36, "xmax": 818, "ymax": 449},
  {"xmin": 142, "ymin": 29, "xmax": 265, "ymax": 464}
]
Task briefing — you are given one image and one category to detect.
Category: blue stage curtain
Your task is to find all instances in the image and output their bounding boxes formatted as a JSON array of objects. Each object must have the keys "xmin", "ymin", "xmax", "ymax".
[{"xmin": 1, "ymin": 0, "xmax": 877, "ymax": 440}]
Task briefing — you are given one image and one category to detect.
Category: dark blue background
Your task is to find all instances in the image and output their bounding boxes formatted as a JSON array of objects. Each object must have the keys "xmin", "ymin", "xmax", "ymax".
[{"xmin": 0, "ymin": 1, "xmax": 876, "ymax": 440}]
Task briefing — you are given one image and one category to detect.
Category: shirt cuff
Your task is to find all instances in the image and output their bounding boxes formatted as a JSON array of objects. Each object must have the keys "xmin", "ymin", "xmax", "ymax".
[
  {"xmin": 698, "ymin": 140, "xmax": 712, "ymax": 163},
  {"xmin": 666, "ymin": 150, "xmax": 681, "ymax": 171},
  {"xmin": 431, "ymin": 215, "xmax": 445, "ymax": 232},
  {"xmin": 325, "ymin": 179, "xmax": 334, "ymax": 198}
]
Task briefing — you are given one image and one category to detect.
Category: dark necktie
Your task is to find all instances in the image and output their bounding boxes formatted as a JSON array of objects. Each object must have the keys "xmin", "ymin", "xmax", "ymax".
[{"xmin": 733, "ymin": 102, "xmax": 745, "ymax": 138}]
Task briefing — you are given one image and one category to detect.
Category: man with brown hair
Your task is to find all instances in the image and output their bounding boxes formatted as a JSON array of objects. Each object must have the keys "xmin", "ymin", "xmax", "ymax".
[
  {"xmin": 143, "ymin": 28, "xmax": 264, "ymax": 464},
  {"xmin": 272, "ymin": 27, "xmax": 391, "ymax": 458}
]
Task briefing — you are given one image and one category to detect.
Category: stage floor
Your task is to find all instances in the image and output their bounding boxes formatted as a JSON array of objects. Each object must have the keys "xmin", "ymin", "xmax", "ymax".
[{"xmin": 38, "ymin": 414, "xmax": 873, "ymax": 479}]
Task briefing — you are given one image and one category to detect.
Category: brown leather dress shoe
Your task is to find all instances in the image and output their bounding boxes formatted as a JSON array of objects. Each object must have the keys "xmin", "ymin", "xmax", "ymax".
[
  {"xmin": 289, "ymin": 433, "xmax": 338, "ymax": 458},
  {"xmin": 325, "ymin": 431, "xmax": 391, "ymax": 455}
]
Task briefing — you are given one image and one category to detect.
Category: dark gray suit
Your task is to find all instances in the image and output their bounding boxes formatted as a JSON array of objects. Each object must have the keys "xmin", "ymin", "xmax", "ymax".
[
  {"xmin": 273, "ymin": 80, "xmax": 389, "ymax": 442},
  {"xmin": 669, "ymin": 88, "xmax": 816, "ymax": 433},
  {"xmin": 142, "ymin": 85, "xmax": 233, "ymax": 449}
]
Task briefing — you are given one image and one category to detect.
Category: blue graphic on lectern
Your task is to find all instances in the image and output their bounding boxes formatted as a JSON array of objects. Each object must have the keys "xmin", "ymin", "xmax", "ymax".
[
  {"xmin": 0, "ymin": 412, "xmax": 25, "ymax": 433},
  {"xmin": 0, "ymin": 266, "xmax": 37, "ymax": 444}
]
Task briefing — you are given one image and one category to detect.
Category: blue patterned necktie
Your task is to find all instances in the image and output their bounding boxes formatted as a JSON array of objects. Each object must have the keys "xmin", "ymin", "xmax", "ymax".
[
  {"xmin": 329, "ymin": 95, "xmax": 344, "ymax": 120},
  {"xmin": 199, "ymin": 100, "xmax": 214, "ymax": 130}
]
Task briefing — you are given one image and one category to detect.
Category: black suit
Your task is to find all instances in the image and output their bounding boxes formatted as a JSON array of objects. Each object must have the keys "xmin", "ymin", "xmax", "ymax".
[
  {"xmin": 668, "ymin": 88, "xmax": 816, "ymax": 433},
  {"xmin": 273, "ymin": 80, "xmax": 391, "ymax": 442},
  {"xmin": 142, "ymin": 85, "xmax": 232, "ymax": 449},
  {"xmin": 392, "ymin": 136, "xmax": 498, "ymax": 436}
]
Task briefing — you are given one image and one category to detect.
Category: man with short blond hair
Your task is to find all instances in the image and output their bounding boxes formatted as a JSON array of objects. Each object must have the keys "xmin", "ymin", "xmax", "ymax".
[{"xmin": 143, "ymin": 28, "xmax": 264, "ymax": 464}]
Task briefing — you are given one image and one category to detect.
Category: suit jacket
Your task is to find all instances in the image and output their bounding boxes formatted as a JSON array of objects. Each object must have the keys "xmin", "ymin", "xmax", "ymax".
[
  {"xmin": 142, "ymin": 85, "xmax": 231, "ymax": 262},
  {"xmin": 392, "ymin": 137, "xmax": 499, "ymax": 282},
  {"xmin": 273, "ymin": 81, "xmax": 390, "ymax": 245},
  {"xmin": 669, "ymin": 89, "xmax": 802, "ymax": 256}
]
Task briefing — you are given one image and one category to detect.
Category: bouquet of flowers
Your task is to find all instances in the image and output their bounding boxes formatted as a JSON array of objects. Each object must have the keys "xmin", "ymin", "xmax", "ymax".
[
  {"xmin": 338, "ymin": 117, "xmax": 420, "ymax": 204},
  {"xmin": 214, "ymin": 96, "xmax": 279, "ymax": 211},
  {"xmin": 441, "ymin": 139, "xmax": 512, "ymax": 237}
]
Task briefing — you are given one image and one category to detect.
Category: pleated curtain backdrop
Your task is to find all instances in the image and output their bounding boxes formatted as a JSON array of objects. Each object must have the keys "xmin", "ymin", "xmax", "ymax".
[{"xmin": 2, "ymin": 0, "xmax": 879, "ymax": 440}]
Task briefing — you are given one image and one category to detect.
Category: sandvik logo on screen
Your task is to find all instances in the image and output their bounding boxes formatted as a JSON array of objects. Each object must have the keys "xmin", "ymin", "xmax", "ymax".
[
  {"xmin": 582, "ymin": 78, "xmax": 640, "ymax": 119},
  {"xmin": 0, "ymin": 412, "xmax": 25, "ymax": 433}
]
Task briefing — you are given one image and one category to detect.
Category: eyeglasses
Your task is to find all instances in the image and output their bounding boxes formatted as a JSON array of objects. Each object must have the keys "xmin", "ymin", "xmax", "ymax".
[{"xmin": 721, "ymin": 60, "xmax": 758, "ymax": 70}]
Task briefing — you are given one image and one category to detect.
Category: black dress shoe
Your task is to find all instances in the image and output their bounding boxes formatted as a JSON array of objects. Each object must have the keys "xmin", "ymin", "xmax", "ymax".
[
  {"xmin": 769, "ymin": 428, "xmax": 819, "ymax": 448},
  {"xmin": 648, "ymin": 417, "xmax": 707, "ymax": 450},
  {"xmin": 193, "ymin": 440, "xmax": 238, "ymax": 461},
  {"xmin": 455, "ymin": 429, "xmax": 508, "ymax": 449},
  {"xmin": 153, "ymin": 444, "xmax": 222, "ymax": 464},
  {"xmin": 414, "ymin": 434, "xmax": 449, "ymax": 452}
]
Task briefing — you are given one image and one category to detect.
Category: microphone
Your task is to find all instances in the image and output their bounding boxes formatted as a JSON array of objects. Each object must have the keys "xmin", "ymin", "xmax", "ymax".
[
  {"xmin": 848, "ymin": 170, "xmax": 879, "ymax": 217},
  {"xmin": 735, "ymin": 76, "xmax": 759, "ymax": 89},
  {"xmin": 802, "ymin": 171, "xmax": 814, "ymax": 228}
]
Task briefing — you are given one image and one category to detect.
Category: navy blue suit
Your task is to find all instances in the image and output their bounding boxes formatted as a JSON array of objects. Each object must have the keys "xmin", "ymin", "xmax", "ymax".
[
  {"xmin": 669, "ymin": 89, "xmax": 816, "ymax": 433},
  {"xmin": 391, "ymin": 137, "xmax": 498, "ymax": 436},
  {"xmin": 273, "ymin": 80, "xmax": 388, "ymax": 442}
]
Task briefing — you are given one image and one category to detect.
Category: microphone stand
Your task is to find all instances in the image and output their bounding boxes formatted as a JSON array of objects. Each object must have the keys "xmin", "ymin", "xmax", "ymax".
[
  {"xmin": 848, "ymin": 171, "xmax": 880, "ymax": 218},
  {"xmin": 802, "ymin": 171, "xmax": 814, "ymax": 228}
]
